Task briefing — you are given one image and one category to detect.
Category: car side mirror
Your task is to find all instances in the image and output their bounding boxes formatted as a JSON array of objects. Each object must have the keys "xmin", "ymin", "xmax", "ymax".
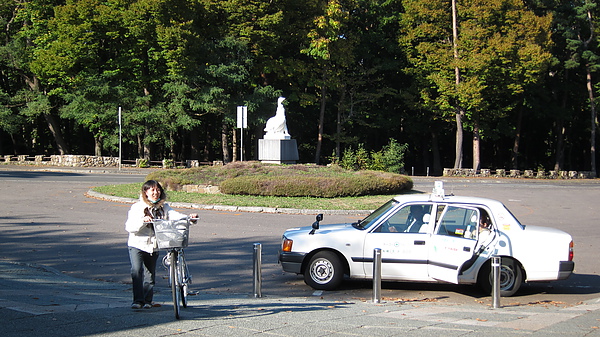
[{"xmin": 309, "ymin": 214, "xmax": 323, "ymax": 235}]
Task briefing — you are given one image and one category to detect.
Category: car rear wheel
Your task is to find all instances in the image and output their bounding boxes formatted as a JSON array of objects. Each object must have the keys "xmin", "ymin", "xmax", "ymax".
[
  {"xmin": 477, "ymin": 257, "xmax": 523, "ymax": 297},
  {"xmin": 304, "ymin": 251, "xmax": 344, "ymax": 290}
]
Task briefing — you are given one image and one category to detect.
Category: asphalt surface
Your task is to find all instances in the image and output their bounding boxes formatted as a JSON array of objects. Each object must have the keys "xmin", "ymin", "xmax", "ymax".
[
  {"xmin": 1, "ymin": 165, "xmax": 600, "ymax": 336},
  {"xmin": 2, "ymin": 260, "xmax": 600, "ymax": 336}
]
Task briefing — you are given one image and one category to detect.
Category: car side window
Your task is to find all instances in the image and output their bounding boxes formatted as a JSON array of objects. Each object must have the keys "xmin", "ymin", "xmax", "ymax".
[
  {"xmin": 375, "ymin": 204, "xmax": 432, "ymax": 233},
  {"xmin": 435, "ymin": 206, "xmax": 479, "ymax": 239}
]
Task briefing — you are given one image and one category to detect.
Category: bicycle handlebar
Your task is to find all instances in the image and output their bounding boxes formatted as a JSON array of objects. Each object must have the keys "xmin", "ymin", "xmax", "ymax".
[{"xmin": 144, "ymin": 215, "xmax": 199, "ymax": 224}]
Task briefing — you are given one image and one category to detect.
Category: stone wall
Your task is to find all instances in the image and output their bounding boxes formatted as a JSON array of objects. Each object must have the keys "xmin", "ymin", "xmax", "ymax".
[
  {"xmin": 443, "ymin": 168, "xmax": 596, "ymax": 179},
  {"xmin": 2, "ymin": 155, "xmax": 218, "ymax": 168},
  {"xmin": 3, "ymin": 155, "xmax": 119, "ymax": 167}
]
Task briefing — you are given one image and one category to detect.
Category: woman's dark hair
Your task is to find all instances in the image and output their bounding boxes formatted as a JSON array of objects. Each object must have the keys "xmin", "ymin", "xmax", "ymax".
[{"xmin": 142, "ymin": 180, "xmax": 166, "ymax": 200}]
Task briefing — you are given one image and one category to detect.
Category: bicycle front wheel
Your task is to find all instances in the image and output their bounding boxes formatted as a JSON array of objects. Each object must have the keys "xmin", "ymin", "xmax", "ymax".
[
  {"xmin": 177, "ymin": 253, "xmax": 188, "ymax": 308},
  {"xmin": 169, "ymin": 250, "xmax": 181, "ymax": 319}
]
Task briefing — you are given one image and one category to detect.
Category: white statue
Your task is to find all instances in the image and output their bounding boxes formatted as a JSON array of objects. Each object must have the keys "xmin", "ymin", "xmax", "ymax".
[{"xmin": 264, "ymin": 97, "xmax": 291, "ymax": 139}]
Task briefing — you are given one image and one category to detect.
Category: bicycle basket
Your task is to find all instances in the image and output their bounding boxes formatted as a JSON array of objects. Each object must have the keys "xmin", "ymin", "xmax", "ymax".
[{"xmin": 154, "ymin": 219, "xmax": 189, "ymax": 249}]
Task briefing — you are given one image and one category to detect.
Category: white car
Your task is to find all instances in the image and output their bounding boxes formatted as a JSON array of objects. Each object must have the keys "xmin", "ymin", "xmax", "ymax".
[{"xmin": 279, "ymin": 182, "xmax": 574, "ymax": 296}]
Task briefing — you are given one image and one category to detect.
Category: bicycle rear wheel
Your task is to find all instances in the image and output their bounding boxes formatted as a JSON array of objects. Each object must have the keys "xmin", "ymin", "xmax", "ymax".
[{"xmin": 169, "ymin": 250, "xmax": 181, "ymax": 319}]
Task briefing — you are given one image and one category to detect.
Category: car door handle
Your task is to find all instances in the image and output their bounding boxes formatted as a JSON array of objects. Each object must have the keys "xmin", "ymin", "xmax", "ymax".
[
  {"xmin": 414, "ymin": 240, "xmax": 426, "ymax": 245},
  {"xmin": 463, "ymin": 246, "xmax": 471, "ymax": 252}
]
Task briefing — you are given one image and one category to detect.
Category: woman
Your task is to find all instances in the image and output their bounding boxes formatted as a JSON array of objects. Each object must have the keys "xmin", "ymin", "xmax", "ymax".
[{"xmin": 125, "ymin": 180, "xmax": 198, "ymax": 309}]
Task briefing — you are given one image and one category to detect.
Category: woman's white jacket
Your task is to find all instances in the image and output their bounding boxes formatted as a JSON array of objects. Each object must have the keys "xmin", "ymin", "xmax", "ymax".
[{"xmin": 125, "ymin": 196, "xmax": 187, "ymax": 253}]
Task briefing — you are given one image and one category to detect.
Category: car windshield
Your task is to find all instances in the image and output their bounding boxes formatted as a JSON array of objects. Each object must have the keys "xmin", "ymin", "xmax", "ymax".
[{"xmin": 353, "ymin": 199, "xmax": 398, "ymax": 230}]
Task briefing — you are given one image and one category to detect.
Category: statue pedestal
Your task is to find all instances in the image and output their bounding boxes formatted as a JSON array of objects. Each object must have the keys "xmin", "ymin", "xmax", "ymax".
[{"xmin": 259, "ymin": 139, "xmax": 299, "ymax": 164}]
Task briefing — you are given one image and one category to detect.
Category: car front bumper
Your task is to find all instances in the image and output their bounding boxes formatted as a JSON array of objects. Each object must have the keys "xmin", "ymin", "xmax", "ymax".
[{"xmin": 279, "ymin": 252, "xmax": 306, "ymax": 274}]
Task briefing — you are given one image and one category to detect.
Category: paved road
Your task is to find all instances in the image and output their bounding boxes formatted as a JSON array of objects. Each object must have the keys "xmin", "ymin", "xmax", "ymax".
[{"xmin": 0, "ymin": 166, "xmax": 599, "ymax": 308}]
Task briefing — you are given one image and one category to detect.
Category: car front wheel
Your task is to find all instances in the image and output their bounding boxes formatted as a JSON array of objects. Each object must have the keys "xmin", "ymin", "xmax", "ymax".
[
  {"xmin": 477, "ymin": 257, "xmax": 523, "ymax": 297},
  {"xmin": 304, "ymin": 251, "xmax": 344, "ymax": 290}
]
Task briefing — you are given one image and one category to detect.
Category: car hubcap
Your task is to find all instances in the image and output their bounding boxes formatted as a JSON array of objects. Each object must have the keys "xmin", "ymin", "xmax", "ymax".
[
  {"xmin": 499, "ymin": 264, "xmax": 516, "ymax": 290},
  {"xmin": 310, "ymin": 258, "xmax": 334, "ymax": 284}
]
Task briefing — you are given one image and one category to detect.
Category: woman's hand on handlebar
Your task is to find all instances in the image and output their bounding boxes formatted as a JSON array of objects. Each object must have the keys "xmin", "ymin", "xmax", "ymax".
[
  {"xmin": 143, "ymin": 215, "xmax": 153, "ymax": 223},
  {"xmin": 189, "ymin": 213, "xmax": 199, "ymax": 224}
]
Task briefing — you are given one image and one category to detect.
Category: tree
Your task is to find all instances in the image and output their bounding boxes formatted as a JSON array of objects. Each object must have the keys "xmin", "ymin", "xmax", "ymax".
[
  {"xmin": 558, "ymin": 0, "xmax": 600, "ymax": 174},
  {"xmin": 400, "ymin": 0, "xmax": 553, "ymax": 170},
  {"xmin": 3, "ymin": 0, "xmax": 71, "ymax": 155}
]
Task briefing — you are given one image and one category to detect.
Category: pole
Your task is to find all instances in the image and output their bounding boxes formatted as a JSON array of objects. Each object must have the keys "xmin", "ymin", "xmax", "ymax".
[
  {"xmin": 373, "ymin": 248, "xmax": 382, "ymax": 303},
  {"xmin": 118, "ymin": 106, "xmax": 122, "ymax": 171},
  {"xmin": 237, "ymin": 106, "xmax": 247, "ymax": 162},
  {"xmin": 492, "ymin": 256, "xmax": 501, "ymax": 308},
  {"xmin": 253, "ymin": 243, "xmax": 262, "ymax": 298}
]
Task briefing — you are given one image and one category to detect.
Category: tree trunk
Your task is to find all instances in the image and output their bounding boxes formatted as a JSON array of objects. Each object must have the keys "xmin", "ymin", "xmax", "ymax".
[
  {"xmin": 554, "ymin": 119, "xmax": 565, "ymax": 171},
  {"xmin": 511, "ymin": 107, "xmax": 523, "ymax": 169},
  {"xmin": 554, "ymin": 88, "xmax": 569, "ymax": 171},
  {"xmin": 43, "ymin": 113, "xmax": 70, "ymax": 155},
  {"xmin": 190, "ymin": 127, "xmax": 200, "ymax": 160},
  {"xmin": 586, "ymin": 64, "xmax": 597, "ymax": 174},
  {"xmin": 232, "ymin": 126, "xmax": 238, "ymax": 162},
  {"xmin": 335, "ymin": 98, "xmax": 341, "ymax": 161},
  {"xmin": 315, "ymin": 71, "xmax": 327, "ymax": 164},
  {"xmin": 335, "ymin": 86, "xmax": 347, "ymax": 160},
  {"xmin": 431, "ymin": 129, "xmax": 442, "ymax": 175},
  {"xmin": 143, "ymin": 126, "xmax": 151, "ymax": 160},
  {"xmin": 451, "ymin": 0, "xmax": 463, "ymax": 169},
  {"xmin": 94, "ymin": 135, "xmax": 102, "ymax": 156},
  {"xmin": 583, "ymin": 7, "xmax": 597, "ymax": 175},
  {"xmin": 169, "ymin": 132, "xmax": 176, "ymax": 160},
  {"xmin": 472, "ymin": 113, "xmax": 481, "ymax": 171},
  {"xmin": 137, "ymin": 134, "xmax": 143, "ymax": 159},
  {"xmin": 221, "ymin": 119, "xmax": 231, "ymax": 164},
  {"xmin": 454, "ymin": 109, "xmax": 464, "ymax": 169}
]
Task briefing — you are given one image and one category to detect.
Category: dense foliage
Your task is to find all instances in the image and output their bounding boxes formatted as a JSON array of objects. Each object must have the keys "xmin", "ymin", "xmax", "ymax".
[{"xmin": 1, "ymin": 0, "xmax": 599, "ymax": 175}]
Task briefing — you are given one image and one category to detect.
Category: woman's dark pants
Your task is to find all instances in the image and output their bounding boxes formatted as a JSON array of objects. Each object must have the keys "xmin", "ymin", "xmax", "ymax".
[{"xmin": 128, "ymin": 247, "xmax": 159, "ymax": 305}]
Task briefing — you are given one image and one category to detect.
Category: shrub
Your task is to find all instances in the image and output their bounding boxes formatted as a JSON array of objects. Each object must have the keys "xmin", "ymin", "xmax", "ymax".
[
  {"xmin": 338, "ymin": 139, "xmax": 408, "ymax": 174},
  {"xmin": 220, "ymin": 170, "xmax": 412, "ymax": 197},
  {"xmin": 146, "ymin": 161, "xmax": 413, "ymax": 197},
  {"xmin": 137, "ymin": 158, "xmax": 149, "ymax": 168}
]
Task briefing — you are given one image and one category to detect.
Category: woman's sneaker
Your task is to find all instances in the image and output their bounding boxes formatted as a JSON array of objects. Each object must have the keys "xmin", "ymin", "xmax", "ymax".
[{"xmin": 131, "ymin": 303, "xmax": 143, "ymax": 309}]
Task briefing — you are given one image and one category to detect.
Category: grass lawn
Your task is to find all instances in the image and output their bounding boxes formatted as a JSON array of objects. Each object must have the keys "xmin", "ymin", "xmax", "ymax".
[
  {"xmin": 92, "ymin": 183, "xmax": 403, "ymax": 210},
  {"xmin": 92, "ymin": 162, "xmax": 417, "ymax": 211}
]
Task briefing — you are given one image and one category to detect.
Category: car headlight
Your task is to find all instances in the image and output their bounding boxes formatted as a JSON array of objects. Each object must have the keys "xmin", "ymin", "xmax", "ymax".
[{"xmin": 282, "ymin": 237, "xmax": 293, "ymax": 252}]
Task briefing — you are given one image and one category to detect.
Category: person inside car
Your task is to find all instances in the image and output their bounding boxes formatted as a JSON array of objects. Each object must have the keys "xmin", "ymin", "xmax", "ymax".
[
  {"xmin": 405, "ymin": 205, "xmax": 426, "ymax": 232},
  {"xmin": 478, "ymin": 211, "xmax": 493, "ymax": 241}
]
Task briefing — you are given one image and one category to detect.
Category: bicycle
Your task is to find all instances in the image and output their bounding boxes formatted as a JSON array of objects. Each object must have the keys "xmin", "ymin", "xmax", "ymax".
[{"xmin": 152, "ymin": 216, "xmax": 195, "ymax": 319}]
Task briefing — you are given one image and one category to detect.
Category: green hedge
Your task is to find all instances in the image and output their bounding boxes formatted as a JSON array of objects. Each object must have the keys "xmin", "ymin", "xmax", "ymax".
[{"xmin": 219, "ymin": 170, "xmax": 412, "ymax": 197}]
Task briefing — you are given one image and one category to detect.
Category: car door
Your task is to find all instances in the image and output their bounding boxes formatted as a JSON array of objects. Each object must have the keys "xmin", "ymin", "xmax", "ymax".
[
  {"xmin": 428, "ymin": 205, "xmax": 479, "ymax": 284},
  {"xmin": 362, "ymin": 203, "xmax": 433, "ymax": 281}
]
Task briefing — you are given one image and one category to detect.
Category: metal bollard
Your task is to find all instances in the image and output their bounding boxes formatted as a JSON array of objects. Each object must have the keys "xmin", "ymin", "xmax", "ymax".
[
  {"xmin": 373, "ymin": 248, "xmax": 382, "ymax": 303},
  {"xmin": 253, "ymin": 243, "xmax": 262, "ymax": 298},
  {"xmin": 491, "ymin": 256, "xmax": 501, "ymax": 308}
]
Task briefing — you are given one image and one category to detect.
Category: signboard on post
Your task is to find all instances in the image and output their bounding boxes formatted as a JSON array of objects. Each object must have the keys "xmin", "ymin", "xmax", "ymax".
[
  {"xmin": 237, "ymin": 106, "xmax": 248, "ymax": 161},
  {"xmin": 237, "ymin": 106, "xmax": 247, "ymax": 129}
]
